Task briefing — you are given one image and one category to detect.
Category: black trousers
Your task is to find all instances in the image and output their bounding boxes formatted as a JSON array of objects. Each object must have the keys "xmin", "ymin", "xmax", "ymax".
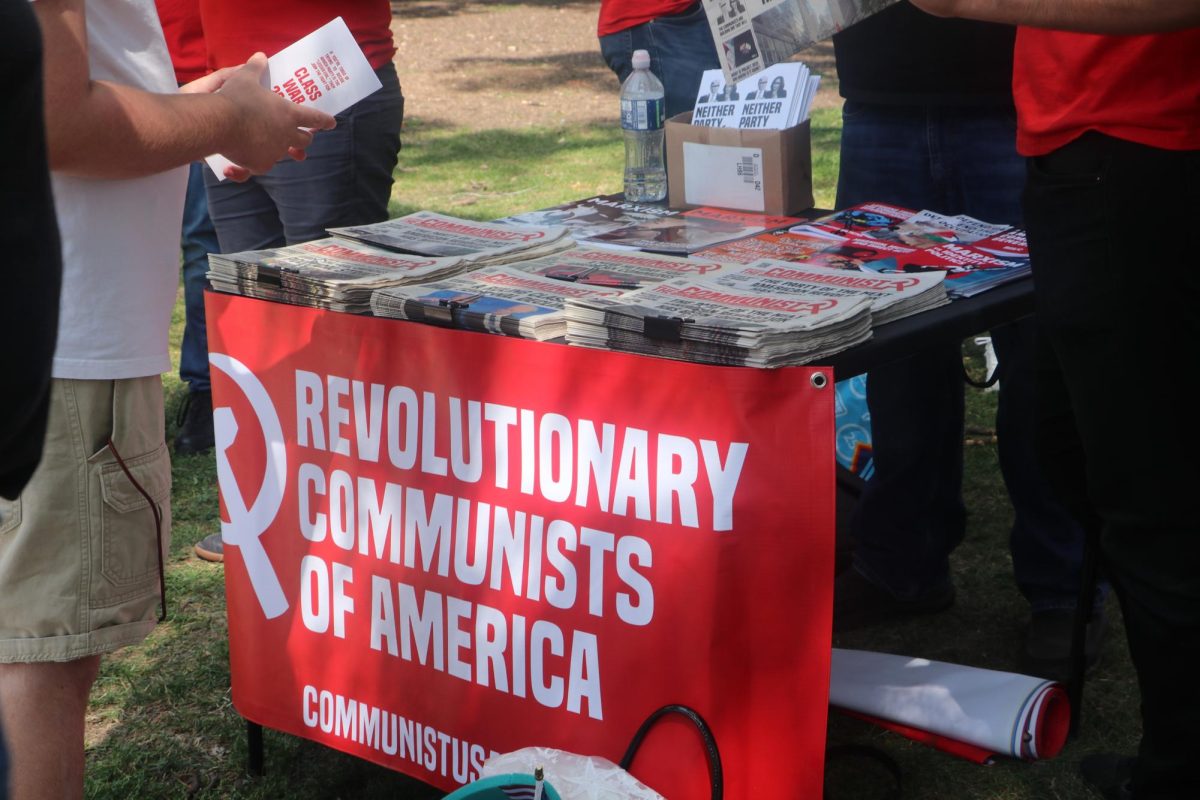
[{"xmin": 1025, "ymin": 132, "xmax": 1200, "ymax": 798}]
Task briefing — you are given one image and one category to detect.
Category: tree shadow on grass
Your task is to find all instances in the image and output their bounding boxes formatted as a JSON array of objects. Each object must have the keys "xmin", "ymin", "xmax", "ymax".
[
  {"xmin": 395, "ymin": 0, "xmax": 598, "ymax": 20},
  {"xmin": 439, "ymin": 50, "xmax": 615, "ymax": 95}
]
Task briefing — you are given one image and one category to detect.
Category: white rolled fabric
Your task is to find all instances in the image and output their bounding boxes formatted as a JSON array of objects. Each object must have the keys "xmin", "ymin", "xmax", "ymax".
[{"xmin": 829, "ymin": 648, "xmax": 1070, "ymax": 760}]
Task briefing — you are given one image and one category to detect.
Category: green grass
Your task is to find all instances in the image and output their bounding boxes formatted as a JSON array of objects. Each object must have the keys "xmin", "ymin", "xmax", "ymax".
[
  {"xmin": 385, "ymin": 106, "xmax": 843, "ymax": 222},
  {"xmin": 81, "ymin": 118, "xmax": 1139, "ymax": 799}
]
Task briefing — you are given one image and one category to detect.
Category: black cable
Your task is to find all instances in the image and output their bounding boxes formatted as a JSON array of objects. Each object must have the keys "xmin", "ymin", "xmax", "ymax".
[{"xmin": 620, "ymin": 704, "xmax": 723, "ymax": 800}]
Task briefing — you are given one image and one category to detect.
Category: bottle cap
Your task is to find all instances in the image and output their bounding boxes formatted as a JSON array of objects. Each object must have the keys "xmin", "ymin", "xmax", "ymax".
[{"xmin": 631, "ymin": 49, "xmax": 650, "ymax": 70}]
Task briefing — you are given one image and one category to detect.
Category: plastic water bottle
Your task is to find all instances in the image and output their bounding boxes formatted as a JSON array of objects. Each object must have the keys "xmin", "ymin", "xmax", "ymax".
[{"xmin": 620, "ymin": 50, "xmax": 666, "ymax": 202}]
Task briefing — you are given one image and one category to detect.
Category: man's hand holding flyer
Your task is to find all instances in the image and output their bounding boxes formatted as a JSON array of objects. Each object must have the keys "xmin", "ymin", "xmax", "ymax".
[{"xmin": 206, "ymin": 17, "xmax": 382, "ymax": 180}]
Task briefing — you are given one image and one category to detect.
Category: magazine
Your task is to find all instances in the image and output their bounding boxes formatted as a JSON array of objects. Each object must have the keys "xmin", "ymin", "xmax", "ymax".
[
  {"xmin": 702, "ymin": 0, "xmax": 900, "ymax": 83},
  {"xmin": 885, "ymin": 242, "xmax": 1029, "ymax": 299},
  {"xmin": 329, "ymin": 211, "xmax": 573, "ymax": 262},
  {"xmin": 584, "ymin": 206, "xmax": 804, "ymax": 255},
  {"xmin": 370, "ymin": 265, "xmax": 623, "ymax": 341},
  {"xmin": 696, "ymin": 226, "xmax": 847, "ymax": 264},
  {"xmin": 972, "ymin": 227, "xmax": 1029, "ymax": 259},
  {"xmin": 803, "ymin": 202, "xmax": 918, "ymax": 238},
  {"xmin": 495, "ymin": 194, "xmax": 684, "ymax": 241},
  {"xmin": 804, "ymin": 229, "xmax": 1029, "ymax": 299},
  {"xmin": 509, "ymin": 246, "xmax": 730, "ymax": 289}
]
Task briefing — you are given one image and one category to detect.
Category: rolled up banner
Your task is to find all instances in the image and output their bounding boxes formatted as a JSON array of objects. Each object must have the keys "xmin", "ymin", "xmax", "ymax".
[{"xmin": 829, "ymin": 648, "xmax": 1070, "ymax": 761}]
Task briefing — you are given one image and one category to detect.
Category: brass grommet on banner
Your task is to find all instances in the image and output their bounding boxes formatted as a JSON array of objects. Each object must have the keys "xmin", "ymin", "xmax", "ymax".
[{"xmin": 810, "ymin": 371, "xmax": 829, "ymax": 389}]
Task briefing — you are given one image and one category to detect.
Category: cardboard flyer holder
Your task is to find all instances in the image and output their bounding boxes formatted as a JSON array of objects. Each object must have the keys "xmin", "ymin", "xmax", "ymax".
[{"xmin": 665, "ymin": 111, "xmax": 814, "ymax": 216}]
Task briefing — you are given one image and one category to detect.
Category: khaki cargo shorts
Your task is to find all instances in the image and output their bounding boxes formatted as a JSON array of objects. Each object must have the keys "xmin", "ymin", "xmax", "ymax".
[{"xmin": 0, "ymin": 376, "xmax": 171, "ymax": 662}]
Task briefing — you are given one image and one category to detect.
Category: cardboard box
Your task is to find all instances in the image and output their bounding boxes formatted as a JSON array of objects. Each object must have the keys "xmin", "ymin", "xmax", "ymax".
[{"xmin": 666, "ymin": 111, "xmax": 814, "ymax": 216}]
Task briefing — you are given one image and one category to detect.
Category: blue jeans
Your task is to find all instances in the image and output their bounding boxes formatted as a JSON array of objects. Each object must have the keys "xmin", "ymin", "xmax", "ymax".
[
  {"xmin": 180, "ymin": 161, "xmax": 220, "ymax": 394},
  {"xmin": 204, "ymin": 63, "xmax": 403, "ymax": 252},
  {"xmin": 837, "ymin": 101, "xmax": 1098, "ymax": 611},
  {"xmin": 599, "ymin": 2, "xmax": 719, "ymax": 119}
]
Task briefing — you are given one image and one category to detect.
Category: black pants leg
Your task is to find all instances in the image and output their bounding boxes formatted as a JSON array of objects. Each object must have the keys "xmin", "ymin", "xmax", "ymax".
[{"xmin": 1024, "ymin": 133, "xmax": 1200, "ymax": 798}]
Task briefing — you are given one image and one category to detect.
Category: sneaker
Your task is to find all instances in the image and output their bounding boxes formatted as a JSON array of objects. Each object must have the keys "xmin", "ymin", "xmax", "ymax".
[
  {"xmin": 194, "ymin": 532, "xmax": 224, "ymax": 563},
  {"xmin": 1079, "ymin": 753, "xmax": 1135, "ymax": 800},
  {"xmin": 1023, "ymin": 607, "xmax": 1107, "ymax": 682},
  {"xmin": 175, "ymin": 389, "xmax": 215, "ymax": 455},
  {"xmin": 833, "ymin": 568, "xmax": 955, "ymax": 633}
]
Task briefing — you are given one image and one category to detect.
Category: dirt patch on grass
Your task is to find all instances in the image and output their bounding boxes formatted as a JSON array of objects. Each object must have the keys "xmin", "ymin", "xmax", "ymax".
[{"xmin": 391, "ymin": 0, "xmax": 840, "ymax": 130}]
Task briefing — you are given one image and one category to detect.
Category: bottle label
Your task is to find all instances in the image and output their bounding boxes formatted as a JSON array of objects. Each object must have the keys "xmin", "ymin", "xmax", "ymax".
[{"xmin": 621, "ymin": 97, "xmax": 664, "ymax": 131}]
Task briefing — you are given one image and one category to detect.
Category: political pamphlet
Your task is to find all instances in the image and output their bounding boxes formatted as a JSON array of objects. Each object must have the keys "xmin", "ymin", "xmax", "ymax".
[
  {"xmin": 702, "ymin": 0, "xmax": 900, "ymax": 83},
  {"xmin": 691, "ymin": 63, "xmax": 820, "ymax": 130},
  {"xmin": 205, "ymin": 17, "xmax": 382, "ymax": 179}
]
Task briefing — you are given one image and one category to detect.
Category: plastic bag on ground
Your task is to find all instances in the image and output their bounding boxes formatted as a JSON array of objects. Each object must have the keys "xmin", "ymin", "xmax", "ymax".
[{"xmin": 480, "ymin": 747, "xmax": 665, "ymax": 800}]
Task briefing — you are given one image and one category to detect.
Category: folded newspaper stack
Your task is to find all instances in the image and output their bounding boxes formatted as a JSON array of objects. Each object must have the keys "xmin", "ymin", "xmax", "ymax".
[
  {"xmin": 206, "ymin": 237, "xmax": 468, "ymax": 313},
  {"xmin": 563, "ymin": 276, "xmax": 873, "ymax": 368},
  {"xmin": 710, "ymin": 259, "xmax": 948, "ymax": 326},
  {"xmin": 508, "ymin": 245, "xmax": 731, "ymax": 289},
  {"xmin": 329, "ymin": 211, "xmax": 574, "ymax": 265},
  {"xmin": 370, "ymin": 265, "xmax": 624, "ymax": 341}
]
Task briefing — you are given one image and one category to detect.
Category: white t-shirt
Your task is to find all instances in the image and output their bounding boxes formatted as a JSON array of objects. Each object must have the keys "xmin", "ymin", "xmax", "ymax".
[{"xmin": 44, "ymin": 0, "xmax": 188, "ymax": 379}]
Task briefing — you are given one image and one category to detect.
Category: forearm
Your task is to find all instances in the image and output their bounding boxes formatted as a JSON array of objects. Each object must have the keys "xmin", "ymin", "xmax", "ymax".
[
  {"xmin": 33, "ymin": 0, "xmax": 332, "ymax": 179},
  {"xmin": 43, "ymin": 82, "xmax": 238, "ymax": 179},
  {"xmin": 912, "ymin": 0, "xmax": 1200, "ymax": 33},
  {"xmin": 34, "ymin": 0, "xmax": 234, "ymax": 178}
]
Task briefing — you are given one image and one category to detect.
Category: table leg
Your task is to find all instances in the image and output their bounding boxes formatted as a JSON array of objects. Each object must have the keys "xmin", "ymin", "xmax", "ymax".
[{"xmin": 247, "ymin": 720, "xmax": 264, "ymax": 776}]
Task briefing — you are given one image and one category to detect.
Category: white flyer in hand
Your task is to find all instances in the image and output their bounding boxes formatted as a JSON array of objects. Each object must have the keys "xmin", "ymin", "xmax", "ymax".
[{"xmin": 205, "ymin": 16, "xmax": 382, "ymax": 180}]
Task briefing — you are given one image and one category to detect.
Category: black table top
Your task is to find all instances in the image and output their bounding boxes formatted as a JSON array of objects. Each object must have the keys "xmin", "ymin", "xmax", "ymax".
[{"xmin": 823, "ymin": 275, "xmax": 1035, "ymax": 380}]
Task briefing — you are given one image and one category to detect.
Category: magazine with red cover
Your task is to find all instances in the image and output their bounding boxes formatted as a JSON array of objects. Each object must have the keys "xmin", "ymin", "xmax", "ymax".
[
  {"xmin": 695, "ymin": 226, "xmax": 847, "ymax": 264},
  {"xmin": 972, "ymin": 227, "xmax": 1029, "ymax": 259},
  {"xmin": 805, "ymin": 202, "xmax": 917, "ymax": 238},
  {"xmin": 856, "ymin": 239, "xmax": 1030, "ymax": 299}
]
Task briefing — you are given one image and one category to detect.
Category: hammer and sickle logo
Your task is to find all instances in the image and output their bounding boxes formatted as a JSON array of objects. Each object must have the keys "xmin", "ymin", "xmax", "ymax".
[{"xmin": 209, "ymin": 353, "xmax": 289, "ymax": 619}]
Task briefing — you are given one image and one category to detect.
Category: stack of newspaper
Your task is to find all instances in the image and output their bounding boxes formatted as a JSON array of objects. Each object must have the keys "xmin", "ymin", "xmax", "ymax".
[
  {"xmin": 206, "ymin": 237, "xmax": 468, "ymax": 313},
  {"xmin": 508, "ymin": 245, "xmax": 731, "ymax": 289},
  {"xmin": 691, "ymin": 62, "xmax": 820, "ymax": 129},
  {"xmin": 329, "ymin": 211, "xmax": 574, "ymax": 264},
  {"xmin": 709, "ymin": 259, "xmax": 948, "ymax": 326},
  {"xmin": 370, "ymin": 265, "xmax": 624, "ymax": 341},
  {"xmin": 562, "ymin": 275, "xmax": 873, "ymax": 367}
]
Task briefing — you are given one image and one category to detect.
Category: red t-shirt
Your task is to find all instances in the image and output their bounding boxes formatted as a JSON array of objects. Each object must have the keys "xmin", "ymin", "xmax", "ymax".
[
  {"xmin": 199, "ymin": 0, "xmax": 396, "ymax": 71},
  {"xmin": 1014, "ymin": 27, "xmax": 1200, "ymax": 156},
  {"xmin": 597, "ymin": 0, "xmax": 698, "ymax": 38},
  {"xmin": 155, "ymin": 0, "xmax": 207, "ymax": 84}
]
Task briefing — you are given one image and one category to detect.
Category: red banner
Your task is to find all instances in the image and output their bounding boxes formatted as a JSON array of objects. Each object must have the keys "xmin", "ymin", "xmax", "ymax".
[{"xmin": 206, "ymin": 292, "xmax": 835, "ymax": 798}]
